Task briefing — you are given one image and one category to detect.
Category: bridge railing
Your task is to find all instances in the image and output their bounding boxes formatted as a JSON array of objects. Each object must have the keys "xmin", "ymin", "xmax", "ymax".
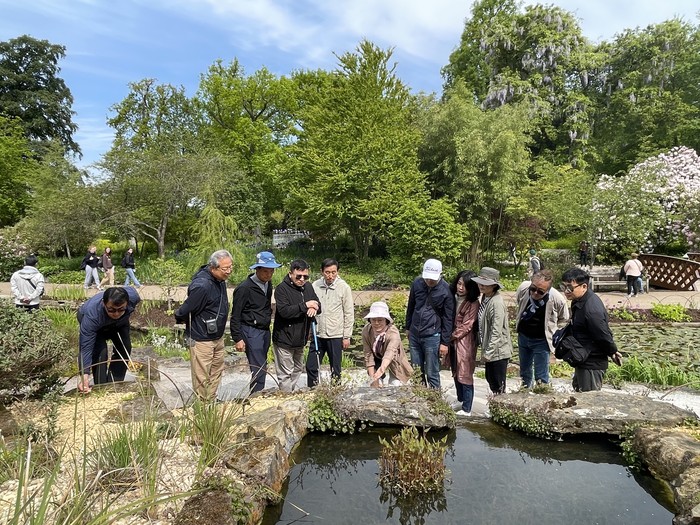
[{"xmin": 638, "ymin": 254, "xmax": 700, "ymax": 291}]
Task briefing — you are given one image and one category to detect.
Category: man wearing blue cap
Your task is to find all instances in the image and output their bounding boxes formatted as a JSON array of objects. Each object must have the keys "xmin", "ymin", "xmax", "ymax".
[{"xmin": 230, "ymin": 251, "xmax": 282, "ymax": 393}]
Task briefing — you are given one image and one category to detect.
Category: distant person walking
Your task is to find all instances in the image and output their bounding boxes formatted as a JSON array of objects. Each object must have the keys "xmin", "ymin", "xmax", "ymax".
[
  {"xmin": 121, "ymin": 248, "xmax": 142, "ymax": 288},
  {"xmin": 10, "ymin": 255, "xmax": 45, "ymax": 311},
  {"xmin": 578, "ymin": 241, "xmax": 590, "ymax": 267},
  {"xmin": 623, "ymin": 252, "xmax": 644, "ymax": 297},
  {"xmin": 527, "ymin": 249, "xmax": 541, "ymax": 278},
  {"xmin": 81, "ymin": 245, "xmax": 101, "ymax": 290},
  {"xmin": 99, "ymin": 247, "xmax": 115, "ymax": 287}
]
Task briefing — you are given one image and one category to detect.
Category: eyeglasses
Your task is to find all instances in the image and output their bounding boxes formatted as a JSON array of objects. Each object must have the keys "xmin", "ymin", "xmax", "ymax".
[
  {"xmin": 293, "ymin": 274, "xmax": 310, "ymax": 281},
  {"xmin": 529, "ymin": 285, "xmax": 549, "ymax": 295},
  {"xmin": 105, "ymin": 305, "xmax": 127, "ymax": 314},
  {"xmin": 218, "ymin": 266, "xmax": 233, "ymax": 272},
  {"xmin": 559, "ymin": 282, "xmax": 584, "ymax": 293}
]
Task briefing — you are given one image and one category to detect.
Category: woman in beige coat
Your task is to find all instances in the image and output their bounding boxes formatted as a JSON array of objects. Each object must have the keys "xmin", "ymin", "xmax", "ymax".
[{"xmin": 363, "ymin": 302, "xmax": 413, "ymax": 387}]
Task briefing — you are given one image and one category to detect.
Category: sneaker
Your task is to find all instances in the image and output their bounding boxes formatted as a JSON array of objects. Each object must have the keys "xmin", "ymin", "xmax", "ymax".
[{"xmin": 455, "ymin": 410, "xmax": 471, "ymax": 417}]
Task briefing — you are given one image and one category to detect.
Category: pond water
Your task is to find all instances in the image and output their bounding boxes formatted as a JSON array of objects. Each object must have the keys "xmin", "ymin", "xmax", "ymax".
[
  {"xmin": 611, "ymin": 325, "xmax": 700, "ymax": 371},
  {"xmin": 262, "ymin": 424, "xmax": 674, "ymax": 525}
]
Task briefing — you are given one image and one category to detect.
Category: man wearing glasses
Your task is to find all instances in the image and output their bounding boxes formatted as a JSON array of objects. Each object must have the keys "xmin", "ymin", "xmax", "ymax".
[
  {"xmin": 175, "ymin": 250, "xmax": 233, "ymax": 401},
  {"xmin": 77, "ymin": 286, "xmax": 141, "ymax": 393},
  {"xmin": 272, "ymin": 259, "xmax": 321, "ymax": 392},
  {"xmin": 514, "ymin": 269, "xmax": 569, "ymax": 388},
  {"xmin": 559, "ymin": 268, "xmax": 622, "ymax": 392}
]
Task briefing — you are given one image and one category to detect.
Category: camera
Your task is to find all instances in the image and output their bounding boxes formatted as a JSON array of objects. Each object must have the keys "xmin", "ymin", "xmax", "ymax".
[{"xmin": 204, "ymin": 318, "xmax": 218, "ymax": 335}]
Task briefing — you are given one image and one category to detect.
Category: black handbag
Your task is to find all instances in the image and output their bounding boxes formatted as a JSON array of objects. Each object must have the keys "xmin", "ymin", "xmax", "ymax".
[{"xmin": 553, "ymin": 323, "xmax": 591, "ymax": 366}]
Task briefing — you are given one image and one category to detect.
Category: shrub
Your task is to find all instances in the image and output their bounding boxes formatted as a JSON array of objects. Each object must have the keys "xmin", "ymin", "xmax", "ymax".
[
  {"xmin": 0, "ymin": 299, "xmax": 72, "ymax": 399},
  {"xmin": 307, "ymin": 382, "xmax": 357, "ymax": 434},
  {"xmin": 609, "ymin": 307, "xmax": 641, "ymax": 322},
  {"xmin": 0, "ymin": 228, "xmax": 26, "ymax": 281},
  {"xmin": 651, "ymin": 303, "xmax": 691, "ymax": 323}
]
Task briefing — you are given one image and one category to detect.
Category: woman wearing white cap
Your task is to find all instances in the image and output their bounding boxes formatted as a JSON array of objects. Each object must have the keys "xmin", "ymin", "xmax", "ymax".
[{"xmin": 362, "ymin": 302, "xmax": 413, "ymax": 387}]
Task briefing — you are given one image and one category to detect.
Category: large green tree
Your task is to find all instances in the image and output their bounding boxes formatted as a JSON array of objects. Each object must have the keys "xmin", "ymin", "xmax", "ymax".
[
  {"xmin": 290, "ymin": 40, "xmax": 443, "ymax": 261},
  {"xmin": 0, "ymin": 116, "xmax": 33, "ymax": 227},
  {"xmin": 590, "ymin": 20, "xmax": 700, "ymax": 176},
  {"xmin": 0, "ymin": 35, "xmax": 79, "ymax": 156}
]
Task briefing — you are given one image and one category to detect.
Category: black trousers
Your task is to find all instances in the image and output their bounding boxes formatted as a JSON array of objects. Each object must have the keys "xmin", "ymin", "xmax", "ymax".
[
  {"xmin": 91, "ymin": 324, "xmax": 131, "ymax": 384},
  {"xmin": 242, "ymin": 324, "xmax": 271, "ymax": 394},
  {"xmin": 485, "ymin": 358, "xmax": 509, "ymax": 395},
  {"xmin": 306, "ymin": 337, "xmax": 343, "ymax": 387}
]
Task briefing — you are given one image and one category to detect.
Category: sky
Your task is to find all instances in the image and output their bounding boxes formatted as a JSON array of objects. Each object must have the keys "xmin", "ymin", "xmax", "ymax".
[{"xmin": 1, "ymin": 1, "xmax": 698, "ymax": 169}]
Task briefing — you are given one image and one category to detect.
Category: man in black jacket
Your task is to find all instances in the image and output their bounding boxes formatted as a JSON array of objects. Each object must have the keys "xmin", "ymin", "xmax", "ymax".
[
  {"xmin": 272, "ymin": 259, "xmax": 321, "ymax": 392},
  {"xmin": 230, "ymin": 251, "xmax": 282, "ymax": 394},
  {"xmin": 175, "ymin": 250, "xmax": 233, "ymax": 401},
  {"xmin": 560, "ymin": 267, "xmax": 622, "ymax": 392},
  {"xmin": 405, "ymin": 258, "xmax": 455, "ymax": 389}
]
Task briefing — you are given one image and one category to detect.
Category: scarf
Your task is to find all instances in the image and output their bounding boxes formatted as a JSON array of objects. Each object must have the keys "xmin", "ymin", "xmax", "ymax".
[
  {"xmin": 372, "ymin": 331, "xmax": 386, "ymax": 358},
  {"xmin": 520, "ymin": 294, "xmax": 546, "ymax": 322}
]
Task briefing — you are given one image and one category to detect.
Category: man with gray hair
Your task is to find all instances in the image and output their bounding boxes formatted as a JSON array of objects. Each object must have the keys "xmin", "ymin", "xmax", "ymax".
[{"xmin": 175, "ymin": 250, "xmax": 233, "ymax": 401}]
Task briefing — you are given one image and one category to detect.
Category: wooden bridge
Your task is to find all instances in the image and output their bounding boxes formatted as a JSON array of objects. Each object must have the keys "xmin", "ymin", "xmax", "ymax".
[{"xmin": 639, "ymin": 254, "xmax": 700, "ymax": 291}]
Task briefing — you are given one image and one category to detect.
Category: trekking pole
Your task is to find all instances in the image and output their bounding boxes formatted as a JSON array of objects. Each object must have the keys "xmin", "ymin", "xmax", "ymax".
[{"xmin": 311, "ymin": 319, "xmax": 322, "ymax": 386}]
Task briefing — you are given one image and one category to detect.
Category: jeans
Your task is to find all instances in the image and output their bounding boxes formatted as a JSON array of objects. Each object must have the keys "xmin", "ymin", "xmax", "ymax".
[
  {"xmin": 454, "ymin": 381, "xmax": 474, "ymax": 412},
  {"xmin": 242, "ymin": 324, "xmax": 271, "ymax": 394},
  {"xmin": 518, "ymin": 333, "xmax": 551, "ymax": 387},
  {"xmin": 124, "ymin": 268, "xmax": 141, "ymax": 287},
  {"xmin": 84, "ymin": 267, "xmax": 99, "ymax": 288},
  {"xmin": 306, "ymin": 337, "xmax": 343, "ymax": 387},
  {"xmin": 409, "ymin": 333, "xmax": 441, "ymax": 388}
]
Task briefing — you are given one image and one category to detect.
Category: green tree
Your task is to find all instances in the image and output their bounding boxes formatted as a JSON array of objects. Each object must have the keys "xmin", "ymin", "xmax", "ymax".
[
  {"xmin": 590, "ymin": 20, "xmax": 700, "ymax": 175},
  {"xmin": 0, "ymin": 35, "xmax": 80, "ymax": 156},
  {"xmin": 290, "ymin": 40, "xmax": 427, "ymax": 260},
  {"xmin": 100, "ymin": 79, "xmax": 208, "ymax": 257},
  {"xmin": 0, "ymin": 115, "xmax": 33, "ymax": 226},
  {"xmin": 196, "ymin": 61, "xmax": 296, "ymax": 234}
]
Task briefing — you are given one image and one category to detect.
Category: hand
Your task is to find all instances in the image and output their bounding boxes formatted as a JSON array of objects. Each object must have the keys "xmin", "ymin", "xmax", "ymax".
[
  {"xmin": 439, "ymin": 344, "xmax": 448, "ymax": 359},
  {"xmin": 77, "ymin": 374, "xmax": 91, "ymax": 394},
  {"xmin": 305, "ymin": 300, "xmax": 320, "ymax": 310},
  {"xmin": 342, "ymin": 338, "xmax": 350, "ymax": 349},
  {"xmin": 235, "ymin": 340, "xmax": 245, "ymax": 352},
  {"xmin": 306, "ymin": 307, "xmax": 317, "ymax": 317},
  {"xmin": 373, "ymin": 368, "xmax": 384, "ymax": 380},
  {"xmin": 611, "ymin": 352, "xmax": 623, "ymax": 366}
]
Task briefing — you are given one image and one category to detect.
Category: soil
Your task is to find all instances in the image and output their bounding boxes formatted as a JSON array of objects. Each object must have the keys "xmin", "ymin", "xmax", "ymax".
[{"xmin": 130, "ymin": 303, "xmax": 179, "ymax": 330}]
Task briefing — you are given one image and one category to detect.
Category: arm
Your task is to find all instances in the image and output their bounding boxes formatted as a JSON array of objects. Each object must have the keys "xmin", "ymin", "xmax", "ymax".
[
  {"xmin": 29, "ymin": 275, "xmax": 45, "ymax": 301},
  {"xmin": 342, "ymin": 284, "xmax": 354, "ymax": 348},
  {"xmin": 374, "ymin": 331, "xmax": 401, "ymax": 379},
  {"xmin": 405, "ymin": 284, "xmax": 416, "ymax": 333},
  {"xmin": 585, "ymin": 304, "xmax": 618, "ymax": 356},
  {"xmin": 10, "ymin": 277, "xmax": 21, "ymax": 301},
  {"xmin": 174, "ymin": 282, "xmax": 207, "ymax": 323},
  {"xmin": 439, "ymin": 288, "xmax": 455, "ymax": 346},
  {"xmin": 482, "ymin": 300, "xmax": 508, "ymax": 361},
  {"xmin": 452, "ymin": 301, "xmax": 478, "ymax": 341},
  {"xmin": 274, "ymin": 286, "xmax": 309, "ymax": 319}
]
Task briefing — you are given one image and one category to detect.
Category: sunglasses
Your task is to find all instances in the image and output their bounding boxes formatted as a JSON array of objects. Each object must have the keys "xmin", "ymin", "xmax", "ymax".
[
  {"xmin": 293, "ymin": 274, "xmax": 310, "ymax": 281},
  {"xmin": 559, "ymin": 282, "xmax": 584, "ymax": 293},
  {"xmin": 528, "ymin": 285, "xmax": 548, "ymax": 295}
]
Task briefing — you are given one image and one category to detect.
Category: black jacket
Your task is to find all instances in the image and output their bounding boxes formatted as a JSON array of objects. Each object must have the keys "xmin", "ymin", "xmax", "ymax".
[
  {"xmin": 81, "ymin": 251, "xmax": 99, "ymax": 269},
  {"xmin": 174, "ymin": 265, "xmax": 229, "ymax": 341},
  {"xmin": 570, "ymin": 289, "xmax": 618, "ymax": 370},
  {"xmin": 230, "ymin": 274, "xmax": 273, "ymax": 342},
  {"xmin": 405, "ymin": 276, "xmax": 455, "ymax": 346},
  {"xmin": 121, "ymin": 253, "xmax": 135, "ymax": 269},
  {"xmin": 272, "ymin": 275, "xmax": 321, "ymax": 348}
]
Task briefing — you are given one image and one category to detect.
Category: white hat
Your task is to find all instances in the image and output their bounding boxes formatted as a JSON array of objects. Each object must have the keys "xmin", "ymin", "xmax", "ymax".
[
  {"xmin": 364, "ymin": 301, "xmax": 393, "ymax": 323},
  {"xmin": 422, "ymin": 258, "xmax": 442, "ymax": 280}
]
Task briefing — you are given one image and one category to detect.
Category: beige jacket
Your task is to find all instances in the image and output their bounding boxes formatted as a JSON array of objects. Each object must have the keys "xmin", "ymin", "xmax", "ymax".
[
  {"xmin": 313, "ymin": 276, "xmax": 354, "ymax": 339},
  {"xmin": 362, "ymin": 323, "xmax": 413, "ymax": 383},
  {"xmin": 514, "ymin": 281, "xmax": 570, "ymax": 352}
]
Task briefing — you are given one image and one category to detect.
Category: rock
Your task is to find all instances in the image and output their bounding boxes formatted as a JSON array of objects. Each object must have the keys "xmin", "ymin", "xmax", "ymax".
[
  {"xmin": 333, "ymin": 386, "xmax": 455, "ymax": 429},
  {"xmin": 221, "ymin": 435, "xmax": 288, "ymax": 494},
  {"xmin": 233, "ymin": 398, "xmax": 309, "ymax": 454},
  {"xmin": 0, "ymin": 404, "xmax": 19, "ymax": 437},
  {"xmin": 490, "ymin": 390, "xmax": 695, "ymax": 437},
  {"xmin": 633, "ymin": 427, "xmax": 700, "ymax": 524},
  {"xmin": 173, "ymin": 489, "xmax": 239, "ymax": 525}
]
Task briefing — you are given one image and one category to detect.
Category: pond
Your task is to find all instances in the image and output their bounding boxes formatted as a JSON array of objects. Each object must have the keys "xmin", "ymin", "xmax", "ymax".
[
  {"xmin": 611, "ymin": 324, "xmax": 700, "ymax": 372},
  {"xmin": 262, "ymin": 424, "xmax": 674, "ymax": 525}
]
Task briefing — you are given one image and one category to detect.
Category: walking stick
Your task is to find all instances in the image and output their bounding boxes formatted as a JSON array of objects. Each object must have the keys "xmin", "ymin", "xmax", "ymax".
[{"xmin": 311, "ymin": 319, "xmax": 322, "ymax": 386}]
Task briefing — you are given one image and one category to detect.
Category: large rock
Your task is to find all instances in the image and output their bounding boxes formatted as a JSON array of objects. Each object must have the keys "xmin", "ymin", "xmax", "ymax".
[
  {"xmin": 490, "ymin": 390, "xmax": 695, "ymax": 437},
  {"xmin": 333, "ymin": 386, "xmax": 455, "ymax": 429},
  {"xmin": 631, "ymin": 427, "xmax": 700, "ymax": 525}
]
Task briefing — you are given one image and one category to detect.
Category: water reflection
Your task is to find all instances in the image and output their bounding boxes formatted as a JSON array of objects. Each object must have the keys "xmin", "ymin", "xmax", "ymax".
[{"xmin": 263, "ymin": 424, "xmax": 674, "ymax": 525}]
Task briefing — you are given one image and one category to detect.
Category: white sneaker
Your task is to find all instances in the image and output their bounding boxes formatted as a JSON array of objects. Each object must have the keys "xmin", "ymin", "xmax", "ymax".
[{"xmin": 455, "ymin": 410, "xmax": 472, "ymax": 417}]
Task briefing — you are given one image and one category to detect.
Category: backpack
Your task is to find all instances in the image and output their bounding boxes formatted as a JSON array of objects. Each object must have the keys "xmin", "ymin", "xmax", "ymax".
[
  {"xmin": 97, "ymin": 257, "xmax": 103, "ymax": 269},
  {"xmin": 619, "ymin": 265, "xmax": 626, "ymax": 280}
]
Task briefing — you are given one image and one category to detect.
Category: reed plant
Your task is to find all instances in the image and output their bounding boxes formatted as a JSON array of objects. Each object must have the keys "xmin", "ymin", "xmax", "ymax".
[
  {"xmin": 378, "ymin": 426, "xmax": 448, "ymax": 495},
  {"xmin": 184, "ymin": 401, "xmax": 243, "ymax": 474},
  {"xmin": 606, "ymin": 355, "xmax": 700, "ymax": 389},
  {"xmin": 46, "ymin": 286, "xmax": 85, "ymax": 302}
]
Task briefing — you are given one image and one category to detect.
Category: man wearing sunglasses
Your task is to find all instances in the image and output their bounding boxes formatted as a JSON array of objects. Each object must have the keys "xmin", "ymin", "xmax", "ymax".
[
  {"xmin": 514, "ymin": 269, "xmax": 569, "ymax": 388},
  {"xmin": 272, "ymin": 259, "xmax": 321, "ymax": 392},
  {"xmin": 560, "ymin": 267, "xmax": 622, "ymax": 392},
  {"xmin": 77, "ymin": 286, "xmax": 141, "ymax": 393}
]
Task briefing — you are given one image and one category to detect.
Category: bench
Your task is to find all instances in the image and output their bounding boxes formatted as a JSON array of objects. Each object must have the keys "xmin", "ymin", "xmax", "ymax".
[{"xmin": 590, "ymin": 275, "xmax": 649, "ymax": 293}]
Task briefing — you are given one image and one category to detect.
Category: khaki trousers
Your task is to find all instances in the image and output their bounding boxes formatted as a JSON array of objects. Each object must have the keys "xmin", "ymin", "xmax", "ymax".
[
  {"xmin": 272, "ymin": 343, "xmax": 305, "ymax": 392},
  {"xmin": 190, "ymin": 337, "xmax": 225, "ymax": 401}
]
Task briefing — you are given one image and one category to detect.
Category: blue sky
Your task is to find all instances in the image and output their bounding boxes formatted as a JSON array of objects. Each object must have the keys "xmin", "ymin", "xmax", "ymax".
[{"xmin": 1, "ymin": 0, "xmax": 698, "ymax": 168}]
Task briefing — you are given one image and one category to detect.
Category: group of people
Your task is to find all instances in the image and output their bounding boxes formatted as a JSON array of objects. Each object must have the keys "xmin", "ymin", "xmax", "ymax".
[
  {"xmin": 68, "ymin": 249, "xmax": 621, "ymax": 407},
  {"xmin": 81, "ymin": 246, "xmax": 142, "ymax": 291}
]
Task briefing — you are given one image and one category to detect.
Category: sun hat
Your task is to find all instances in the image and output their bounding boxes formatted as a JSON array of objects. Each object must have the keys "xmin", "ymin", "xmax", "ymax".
[
  {"xmin": 422, "ymin": 258, "xmax": 442, "ymax": 280},
  {"xmin": 364, "ymin": 301, "xmax": 393, "ymax": 323},
  {"xmin": 249, "ymin": 251, "xmax": 282, "ymax": 270},
  {"xmin": 471, "ymin": 267, "xmax": 502, "ymax": 287}
]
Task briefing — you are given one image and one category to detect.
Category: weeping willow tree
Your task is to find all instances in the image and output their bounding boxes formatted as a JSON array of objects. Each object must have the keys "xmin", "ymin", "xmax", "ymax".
[{"xmin": 190, "ymin": 194, "xmax": 241, "ymax": 264}]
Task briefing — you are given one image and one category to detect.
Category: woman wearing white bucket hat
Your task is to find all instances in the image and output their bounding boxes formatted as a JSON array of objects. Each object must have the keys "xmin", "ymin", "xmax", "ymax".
[{"xmin": 362, "ymin": 302, "xmax": 413, "ymax": 386}]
